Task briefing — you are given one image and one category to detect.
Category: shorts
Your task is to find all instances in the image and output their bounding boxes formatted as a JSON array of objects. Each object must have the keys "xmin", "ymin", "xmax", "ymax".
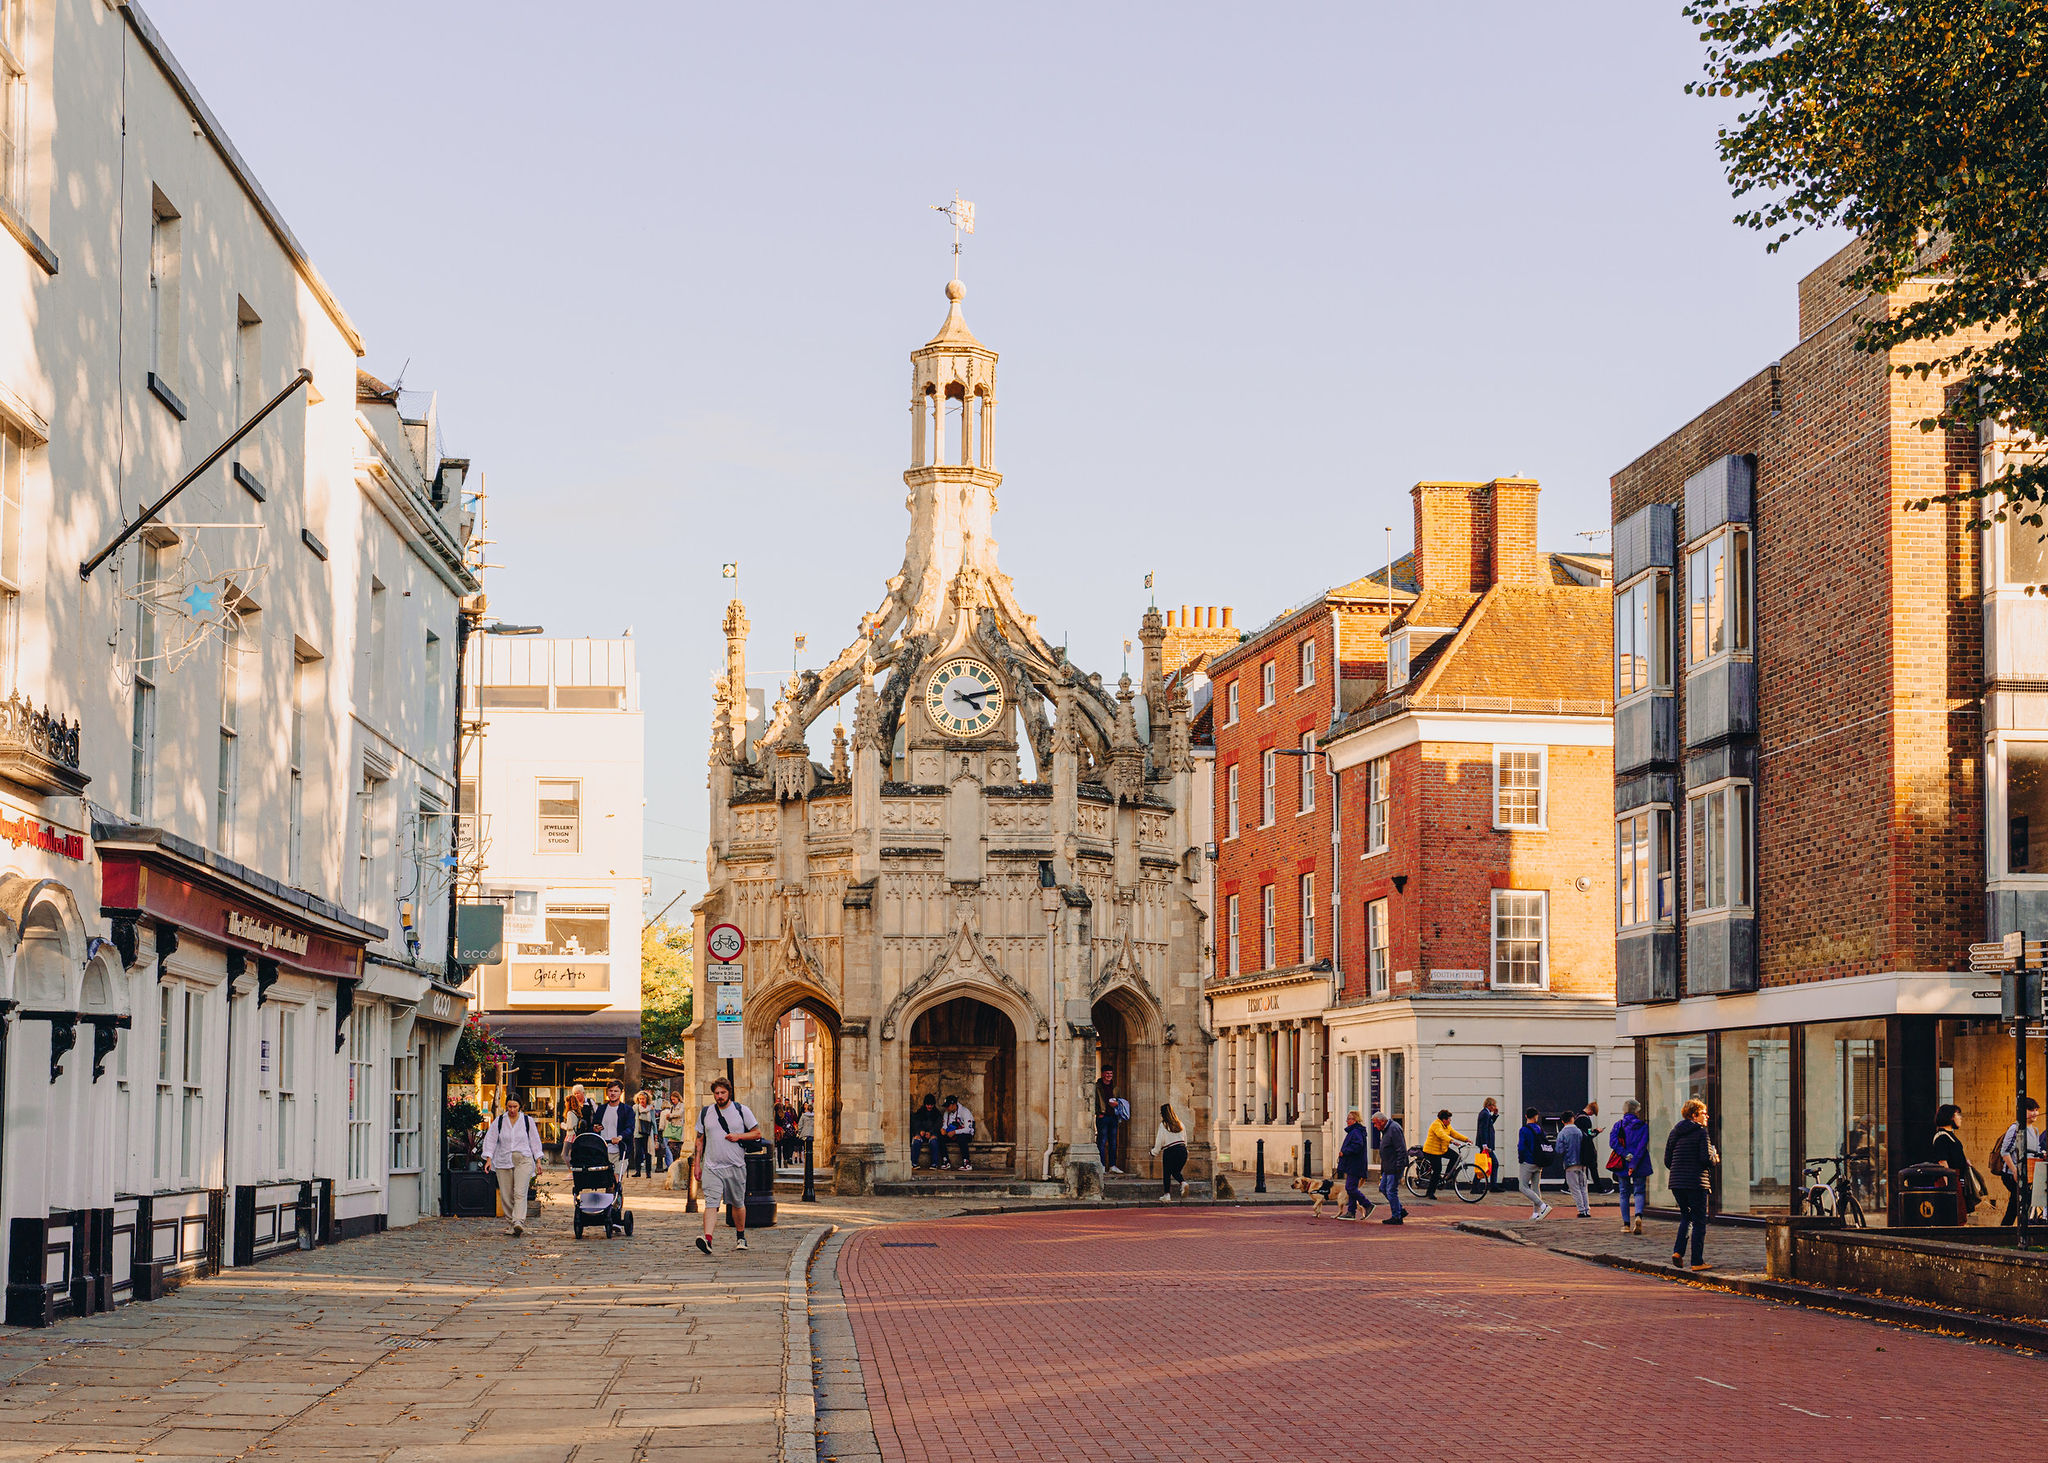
[{"xmin": 708, "ymin": 1166, "xmax": 748, "ymax": 1210}]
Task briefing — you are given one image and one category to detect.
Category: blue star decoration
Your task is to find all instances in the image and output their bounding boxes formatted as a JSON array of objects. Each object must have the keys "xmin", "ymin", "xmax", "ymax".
[{"xmin": 182, "ymin": 584, "xmax": 220, "ymax": 617}]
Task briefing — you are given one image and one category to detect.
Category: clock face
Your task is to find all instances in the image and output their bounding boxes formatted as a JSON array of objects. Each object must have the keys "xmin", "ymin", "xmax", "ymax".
[{"xmin": 924, "ymin": 657, "xmax": 1005, "ymax": 739}]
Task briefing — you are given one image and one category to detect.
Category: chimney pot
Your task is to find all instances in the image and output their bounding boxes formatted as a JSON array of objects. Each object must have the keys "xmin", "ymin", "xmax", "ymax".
[{"xmin": 1222, "ymin": 607, "xmax": 1234, "ymax": 628}]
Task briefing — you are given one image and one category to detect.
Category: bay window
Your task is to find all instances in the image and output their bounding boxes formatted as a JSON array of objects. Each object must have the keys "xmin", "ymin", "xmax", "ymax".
[
  {"xmin": 1616, "ymin": 807, "xmax": 1674, "ymax": 928},
  {"xmin": 1998, "ymin": 740, "xmax": 2048, "ymax": 875},
  {"xmin": 1615, "ymin": 571, "xmax": 1671, "ymax": 697},
  {"xmin": 1687, "ymin": 528, "xmax": 1752, "ymax": 665},
  {"xmin": 1687, "ymin": 781, "xmax": 1753, "ymax": 912}
]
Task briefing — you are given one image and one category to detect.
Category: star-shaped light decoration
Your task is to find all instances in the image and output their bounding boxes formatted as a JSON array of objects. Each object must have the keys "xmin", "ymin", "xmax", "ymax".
[{"xmin": 182, "ymin": 584, "xmax": 220, "ymax": 617}]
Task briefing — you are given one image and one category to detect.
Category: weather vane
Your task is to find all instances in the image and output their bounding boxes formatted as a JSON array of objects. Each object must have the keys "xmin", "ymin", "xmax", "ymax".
[{"xmin": 932, "ymin": 191, "xmax": 975, "ymax": 278}]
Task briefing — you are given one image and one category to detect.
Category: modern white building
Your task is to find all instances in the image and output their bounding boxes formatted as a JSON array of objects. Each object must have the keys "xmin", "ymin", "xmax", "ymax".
[
  {"xmin": 463, "ymin": 636, "xmax": 646, "ymax": 1146},
  {"xmin": 0, "ymin": 0, "xmax": 476, "ymax": 1323}
]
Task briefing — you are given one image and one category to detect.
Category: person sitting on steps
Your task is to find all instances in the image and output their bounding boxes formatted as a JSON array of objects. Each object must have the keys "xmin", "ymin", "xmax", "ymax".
[
  {"xmin": 938, "ymin": 1095, "xmax": 975, "ymax": 1171},
  {"xmin": 910, "ymin": 1095, "xmax": 943, "ymax": 1170}
]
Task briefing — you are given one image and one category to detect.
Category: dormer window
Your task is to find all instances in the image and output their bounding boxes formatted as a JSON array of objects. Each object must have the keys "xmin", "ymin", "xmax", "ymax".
[{"xmin": 1387, "ymin": 633, "xmax": 1409, "ymax": 689}]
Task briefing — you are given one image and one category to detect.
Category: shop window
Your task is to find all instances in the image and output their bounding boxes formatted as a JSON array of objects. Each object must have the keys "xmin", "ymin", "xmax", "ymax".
[
  {"xmin": 153, "ymin": 984, "xmax": 174, "ymax": 1184},
  {"xmin": 1804, "ymin": 1019, "xmax": 1888, "ymax": 1223},
  {"xmin": 1687, "ymin": 782, "xmax": 1753, "ymax": 912},
  {"xmin": 1367, "ymin": 898, "xmax": 1389, "ymax": 996},
  {"xmin": 1490, "ymin": 890, "xmax": 1546, "ymax": 988},
  {"xmin": 347, "ymin": 1013, "xmax": 375, "ymax": 1183},
  {"xmin": 1385, "ymin": 1049, "xmax": 1406, "ymax": 1122},
  {"xmin": 1616, "ymin": 807, "xmax": 1675, "ymax": 928},
  {"xmin": 1615, "ymin": 570, "xmax": 1671, "ymax": 697},
  {"xmin": 179, "ymin": 987, "xmax": 204, "ymax": 1185},
  {"xmin": 390, "ymin": 1042, "xmax": 420, "ymax": 1173},
  {"xmin": 1365, "ymin": 756, "xmax": 1390, "ymax": 855},
  {"xmin": 1686, "ymin": 527, "xmax": 1752, "ymax": 665},
  {"xmin": 517, "ymin": 903, "xmax": 611, "ymax": 958},
  {"xmin": 1718, "ymin": 1027, "xmax": 1793, "ymax": 1215},
  {"xmin": 538, "ymin": 778, "xmax": 581, "ymax": 852},
  {"xmin": 1644, "ymin": 1033, "xmax": 1709, "ymax": 1210},
  {"xmin": 276, "ymin": 1006, "xmax": 297, "ymax": 1175}
]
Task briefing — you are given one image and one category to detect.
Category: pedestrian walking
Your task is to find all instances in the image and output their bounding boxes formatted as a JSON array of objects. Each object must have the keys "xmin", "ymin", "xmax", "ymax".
[
  {"xmin": 776, "ymin": 1102, "xmax": 802, "ymax": 1166},
  {"xmin": 628, "ymin": 1090, "xmax": 655, "ymax": 1178},
  {"xmin": 1095, "ymin": 1066, "xmax": 1123, "ymax": 1173},
  {"xmin": 1517, "ymin": 1107, "xmax": 1552, "ymax": 1219},
  {"xmin": 660, "ymin": 1096, "xmax": 689, "ymax": 1184},
  {"xmin": 1931, "ymin": 1103, "xmax": 1983, "ymax": 1219},
  {"xmin": 562, "ymin": 1084, "xmax": 590, "ymax": 1148},
  {"xmin": 694, "ymin": 1077, "xmax": 763, "ymax": 1255},
  {"xmin": 909, "ymin": 1094, "xmax": 943, "ymax": 1169},
  {"xmin": 1665, "ymin": 1097, "xmax": 1716, "ymax": 1270},
  {"xmin": 1421, "ymin": 1109, "xmax": 1469, "ymax": 1199},
  {"xmin": 1580, "ymin": 1103, "xmax": 1612, "ymax": 1194},
  {"xmin": 938, "ymin": 1095, "xmax": 976, "ymax": 1170},
  {"xmin": 1610, "ymin": 1098, "xmax": 1652, "ymax": 1234},
  {"xmin": 1475, "ymin": 1098, "xmax": 1501, "ymax": 1191},
  {"xmin": 1336, "ymin": 1110, "xmax": 1377, "ymax": 1221},
  {"xmin": 479, "ymin": 1095, "xmax": 545, "ymax": 1236},
  {"xmin": 1558, "ymin": 1114, "xmax": 1593, "ymax": 1218},
  {"xmin": 1371, "ymin": 1111, "xmax": 1407, "ymax": 1224},
  {"xmin": 798, "ymin": 1104, "xmax": 815, "ymax": 1166},
  {"xmin": 1150, "ymin": 1104, "xmax": 1189, "ymax": 1201},
  {"xmin": 1996, "ymin": 1097, "xmax": 2042, "ymax": 1228},
  {"xmin": 590, "ymin": 1083, "xmax": 632, "ymax": 1183}
]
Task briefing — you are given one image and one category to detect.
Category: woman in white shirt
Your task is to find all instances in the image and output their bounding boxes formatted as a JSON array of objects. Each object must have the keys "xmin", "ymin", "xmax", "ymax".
[{"xmin": 1150, "ymin": 1103, "xmax": 1189, "ymax": 1201}]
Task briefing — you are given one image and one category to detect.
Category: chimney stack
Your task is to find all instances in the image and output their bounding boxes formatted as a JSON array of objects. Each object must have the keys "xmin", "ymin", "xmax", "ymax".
[{"xmin": 1410, "ymin": 478, "xmax": 1542, "ymax": 594}]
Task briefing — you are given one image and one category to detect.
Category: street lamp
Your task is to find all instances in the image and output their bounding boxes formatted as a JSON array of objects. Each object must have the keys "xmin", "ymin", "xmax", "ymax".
[{"xmin": 1039, "ymin": 859, "xmax": 1061, "ymax": 1181}]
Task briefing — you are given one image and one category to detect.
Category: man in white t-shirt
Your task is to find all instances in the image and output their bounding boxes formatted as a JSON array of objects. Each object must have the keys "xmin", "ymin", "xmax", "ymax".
[
  {"xmin": 479, "ymin": 1095, "xmax": 546, "ymax": 1236},
  {"xmin": 938, "ymin": 1095, "xmax": 975, "ymax": 1171},
  {"xmin": 694, "ymin": 1077, "xmax": 763, "ymax": 1255}
]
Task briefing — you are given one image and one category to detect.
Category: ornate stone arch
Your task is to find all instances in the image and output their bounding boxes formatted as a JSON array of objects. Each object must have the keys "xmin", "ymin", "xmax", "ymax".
[
  {"xmin": 880, "ymin": 917, "xmax": 1050, "ymax": 1043},
  {"xmin": 743, "ymin": 975, "xmax": 840, "ymax": 1052},
  {"xmin": 0, "ymin": 875, "xmax": 85, "ymax": 1008}
]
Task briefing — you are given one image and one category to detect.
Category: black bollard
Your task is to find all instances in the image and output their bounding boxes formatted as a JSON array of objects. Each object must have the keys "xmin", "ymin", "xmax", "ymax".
[
  {"xmin": 1303, "ymin": 1138, "xmax": 1312, "ymax": 1180},
  {"xmin": 1255, "ymin": 1139, "xmax": 1267, "ymax": 1193},
  {"xmin": 802, "ymin": 1137, "xmax": 818, "ymax": 1202}
]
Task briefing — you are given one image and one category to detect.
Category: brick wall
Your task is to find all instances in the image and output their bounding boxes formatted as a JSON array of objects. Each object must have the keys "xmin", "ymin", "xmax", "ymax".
[{"xmin": 1609, "ymin": 268, "xmax": 1985, "ymax": 995}]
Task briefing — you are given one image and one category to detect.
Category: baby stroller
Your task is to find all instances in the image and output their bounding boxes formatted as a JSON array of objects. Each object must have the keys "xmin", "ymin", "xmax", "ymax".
[{"xmin": 568, "ymin": 1131, "xmax": 634, "ymax": 1239}]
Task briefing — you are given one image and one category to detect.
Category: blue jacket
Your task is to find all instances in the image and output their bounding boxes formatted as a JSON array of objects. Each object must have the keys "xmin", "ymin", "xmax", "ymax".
[
  {"xmin": 1337, "ymin": 1121, "xmax": 1370, "ymax": 1179},
  {"xmin": 1476, "ymin": 1106, "xmax": 1499, "ymax": 1150},
  {"xmin": 1517, "ymin": 1119, "xmax": 1546, "ymax": 1166},
  {"xmin": 1611, "ymin": 1112, "xmax": 1652, "ymax": 1175},
  {"xmin": 1557, "ymin": 1122, "xmax": 1587, "ymax": 1169}
]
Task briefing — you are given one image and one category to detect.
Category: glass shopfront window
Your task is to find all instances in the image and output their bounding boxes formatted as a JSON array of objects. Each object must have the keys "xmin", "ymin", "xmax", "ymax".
[
  {"xmin": 1645, "ymin": 1033, "xmax": 1709, "ymax": 1209},
  {"xmin": 1719, "ymin": 1027, "xmax": 1792, "ymax": 1215},
  {"xmin": 1804, "ymin": 1020, "xmax": 1888, "ymax": 1224}
]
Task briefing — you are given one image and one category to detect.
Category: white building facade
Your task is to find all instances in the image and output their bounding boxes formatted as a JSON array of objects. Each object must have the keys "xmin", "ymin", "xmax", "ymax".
[
  {"xmin": 463, "ymin": 636, "xmax": 646, "ymax": 1140},
  {"xmin": 0, "ymin": 0, "xmax": 475, "ymax": 1323}
]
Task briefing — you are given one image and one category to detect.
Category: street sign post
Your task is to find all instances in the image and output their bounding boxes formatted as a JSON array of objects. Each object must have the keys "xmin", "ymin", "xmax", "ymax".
[{"xmin": 708, "ymin": 923, "xmax": 746, "ymax": 962}]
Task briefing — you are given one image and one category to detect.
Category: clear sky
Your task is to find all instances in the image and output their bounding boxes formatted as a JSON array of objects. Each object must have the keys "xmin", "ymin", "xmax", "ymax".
[{"xmin": 146, "ymin": 1, "xmax": 1844, "ymax": 920}]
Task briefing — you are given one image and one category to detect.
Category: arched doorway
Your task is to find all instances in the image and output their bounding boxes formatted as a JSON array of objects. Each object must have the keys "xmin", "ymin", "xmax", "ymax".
[
  {"xmin": 908, "ymin": 996, "xmax": 1017, "ymax": 1173},
  {"xmin": 1092, "ymin": 985, "xmax": 1165, "ymax": 1177},
  {"xmin": 752, "ymin": 994, "xmax": 839, "ymax": 1169}
]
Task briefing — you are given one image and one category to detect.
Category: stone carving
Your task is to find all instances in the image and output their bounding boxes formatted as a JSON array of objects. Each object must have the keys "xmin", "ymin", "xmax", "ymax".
[
  {"xmin": 1105, "ymin": 674, "xmax": 1145, "ymax": 804},
  {"xmin": 772, "ymin": 743, "xmax": 816, "ymax": 802},
  {"xmin": 1077, "ymin": 805, "xmax": 1109, "ymax": 839},
  {"xmin": 852, "ymin": 654, "xmax": 884, "ymax": 752},
  {"xmin": 809, "ymin": 799, "xmax": 852, "ymax": 835},
  {"xmin": 882, "ymin": 803, "xmax": 911, "ymax": 830},
  {"xmin": 1137, "ymin": 812, "xmax": 1169, "ymax": 847},
  {"xmin": 878, "ymin": 915, "xmax": 1050, "ymax": 1043},
  {"xmin": 830, "ymin": 724, "xmax": 849, "ymax": 781},
  {"xmin": 709, "ymin": 684, "xmax": 736, "ymax": 768}
]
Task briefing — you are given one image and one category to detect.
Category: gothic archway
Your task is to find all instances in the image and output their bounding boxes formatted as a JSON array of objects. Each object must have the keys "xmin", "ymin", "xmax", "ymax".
[
  {"xmin": 1091, "ymin": 981, "xmax": 1168, "ymax": 1178},
  {"xmin": 746, "ymin": 982, "xmax": 839, "ymax": 1167},
  {"xmin": 908, "ymin": 996, "xmax": 1017, "ymax": 1168}
]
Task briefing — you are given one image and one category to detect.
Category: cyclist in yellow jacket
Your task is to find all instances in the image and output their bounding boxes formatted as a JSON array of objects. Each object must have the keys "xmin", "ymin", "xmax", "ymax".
[{"xmin": 1421, "ymin": 1110, "xmax": 1470, "ymax": 1199}]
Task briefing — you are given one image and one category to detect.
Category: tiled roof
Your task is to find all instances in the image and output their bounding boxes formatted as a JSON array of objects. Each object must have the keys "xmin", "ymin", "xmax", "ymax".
[
  {"xmin": 1412, "ymin": 583, "xmax": 1612, "ymax": 703},
  {"xmin": 357, "ymin": 368, "xmax": 399, "ymax": 403},
  {"xmin": 1397, "ymin": 590, "xmax": 1481, "ymax": 631},
  {"xmin": 1333, "ymin": 552, "xmax": 1418, "ymax": 601}
]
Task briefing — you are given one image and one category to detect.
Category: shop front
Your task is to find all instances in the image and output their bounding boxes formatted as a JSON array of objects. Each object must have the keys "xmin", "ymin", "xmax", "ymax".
[
  {"xmin": 1625, "ymin": 974, "xmax": 2019, "ymax": 1225},
  {"xmin": 95, "ymin": 826, "xmax": 382, "ymax": 1286},
  {"xmin": 480, "ymin": 1011, "xmax": 643, "ymax": 1162},
  {"xmin": 1208, "ymin": 965, "xmax": 1335, "ymax": 1178}
]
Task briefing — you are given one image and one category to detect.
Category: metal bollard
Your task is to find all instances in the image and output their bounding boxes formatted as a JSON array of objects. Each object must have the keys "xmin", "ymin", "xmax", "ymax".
[
  {"xmin": 1255, "ymin": 1139, "xmax": 1267, "ymax": 1194},
  {"xmin": 683, "ymin": 1155, "xmax": 698, "ymax": 1214},
  {"xmin": 802, "ymin": 1137, "xmax": 818, "ymax": 1203},
  {"xmin": 1303, "ymin": 1139, "xmax": 1312, "ymax": 1179}
]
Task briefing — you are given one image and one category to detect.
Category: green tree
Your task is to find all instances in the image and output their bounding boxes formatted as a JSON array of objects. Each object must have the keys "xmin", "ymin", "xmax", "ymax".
[
  {"xmin": 1685, "ymin": 0, "xmax": 2048, "ymax": 521},
  {"xmin": 641, "ymin": 920, "xmax": 694, "ymax": 1060}
]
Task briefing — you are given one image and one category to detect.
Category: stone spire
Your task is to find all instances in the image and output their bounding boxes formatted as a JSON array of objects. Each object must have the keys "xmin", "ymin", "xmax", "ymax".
[
  {"xmin": 852, "ymin": 655, "xmax": 884, "ymax": 752},
  {"xmin": 722, "ymin": 598, "xmax": 750, "ymax": 758},
  {"xmin": 1139, "ymin": 604, "xmax": 1169, "ymax": 749},
  {"xmin": 1107, "ymin": 673, "xmax": 1145, "ymax": 804},
  {"xmin": 830, "ymin": 722, "xmax": 849, "ymax": 782},
  {"xmin": 1165, "ymin": 685, "xmax": 1194, "ymax": 775},
  {"xmin": 709, "ymin": 682, "xmax": 736, "ymax": 768}
]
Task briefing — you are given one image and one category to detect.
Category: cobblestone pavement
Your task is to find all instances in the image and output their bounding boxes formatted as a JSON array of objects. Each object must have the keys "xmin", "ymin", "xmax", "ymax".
[
  {"xmin": 838, "ymin": 1205, "xmax": 2045, "ymax": 1463},
  {"xmin": 0, "ymin": 1182, "xmax": 821, "ymax": 1463}
]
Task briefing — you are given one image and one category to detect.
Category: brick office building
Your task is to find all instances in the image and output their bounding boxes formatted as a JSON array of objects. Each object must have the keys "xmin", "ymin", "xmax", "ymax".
[
  {"xmin": 1610, "ymin": 239, "xmax": 2021, "ymax": 1224},
  {"xmin": 1207, "ymin": 579, "xmax": 1406, "ymax": 1178},
  {"xmin": 1320, "ymin": 480, "xmax": 1626, "ymax": 1152}
]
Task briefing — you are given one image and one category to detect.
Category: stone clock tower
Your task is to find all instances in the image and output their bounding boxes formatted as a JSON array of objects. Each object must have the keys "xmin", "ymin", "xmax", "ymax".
[{"xmin": 696, "ymin": 276, "xmax": 1211, "ymax": 1197}]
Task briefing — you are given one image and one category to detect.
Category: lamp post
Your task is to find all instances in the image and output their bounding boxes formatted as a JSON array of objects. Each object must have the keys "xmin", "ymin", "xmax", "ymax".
[{"xmin": 1038, "ymin": 860, "xmax": 1061, "ymax": 1182}]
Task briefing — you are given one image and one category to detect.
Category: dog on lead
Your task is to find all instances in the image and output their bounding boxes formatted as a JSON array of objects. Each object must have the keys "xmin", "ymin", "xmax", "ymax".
[{"xmin": 1292, "ymin": 1174, "xmax": 1340, "ymax": 1217}]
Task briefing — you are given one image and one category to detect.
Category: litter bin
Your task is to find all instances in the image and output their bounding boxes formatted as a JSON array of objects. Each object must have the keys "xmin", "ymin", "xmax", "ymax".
[
  {"xmin": 1897, "ymin": 1162, "xmax": 1961, "ymax": 1226},
  {"xmin": 744, "ymin": 1146, "xmax": 778, "ymax": 1229}
]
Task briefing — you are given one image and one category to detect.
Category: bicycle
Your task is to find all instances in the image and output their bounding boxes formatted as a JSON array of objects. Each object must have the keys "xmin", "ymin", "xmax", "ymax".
[
  {"xmin": 1403, "ymin": 1141, "xmax": 1491, "ymax": 1204},
  {"xmin": 1800, "ymin": 1153, "xmax": 1868, "ymax": 1228}
]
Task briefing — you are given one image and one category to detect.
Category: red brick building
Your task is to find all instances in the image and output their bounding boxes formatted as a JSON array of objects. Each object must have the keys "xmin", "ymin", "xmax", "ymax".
[
  {"xmin": 1610, "ymin": 239, "xmax": 2017, "ymax": 1224},
  {"xmin": 1206, "ymin": 575, "xmax": 1406, "ymax": 1176},
  {"xmin": 1319, "ymin": 480, "xmax": 1623, "ymax": 1150}
]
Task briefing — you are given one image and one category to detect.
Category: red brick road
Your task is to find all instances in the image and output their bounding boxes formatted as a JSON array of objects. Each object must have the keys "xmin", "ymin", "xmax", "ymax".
[{"xmin": 840, "ymin": 1208, "xmax": 2041, "ymax": 1463}]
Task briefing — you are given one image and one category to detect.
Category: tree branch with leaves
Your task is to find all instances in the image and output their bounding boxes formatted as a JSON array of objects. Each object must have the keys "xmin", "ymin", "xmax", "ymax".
[{"xmin": 1686, "ymin": 0, "xmax": 2048, "ymax": 529}]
